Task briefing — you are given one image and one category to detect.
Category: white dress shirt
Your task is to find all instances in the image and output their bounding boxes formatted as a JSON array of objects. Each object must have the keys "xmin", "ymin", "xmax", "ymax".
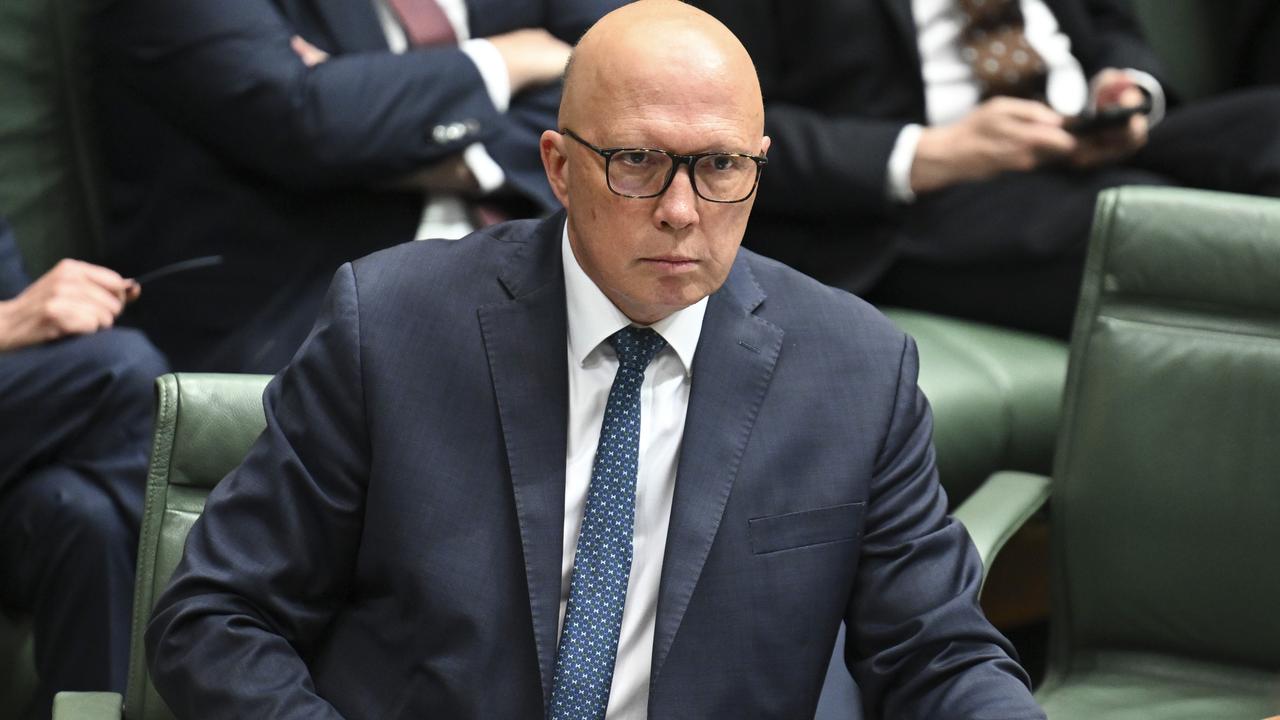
[
  {"xmin": 887, "ymin": 0, "xmax": 1164, "ymax": 202},
  {"xmin": 371, "ymin": 0, "xmax": 510, "ymax": 238},
  {"xmin": 560, "ymin": 222, "xmax": 706, "ymax": 719}
]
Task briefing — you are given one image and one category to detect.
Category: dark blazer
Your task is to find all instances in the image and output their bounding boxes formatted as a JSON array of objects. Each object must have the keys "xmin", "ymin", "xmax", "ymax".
[
  {"xmin": 148, "ymin": 212, "xmax": 1043, "ymax": 719},
  {"xmin": 92, "ymin": 0, "xmax": 621, "ymax": 373},
  {"xmin": 690, "ymin": 0, "xmax": 1166, "ymax": 291}
]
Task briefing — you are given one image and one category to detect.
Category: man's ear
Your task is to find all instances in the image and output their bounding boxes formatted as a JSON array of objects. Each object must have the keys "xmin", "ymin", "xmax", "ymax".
[
  {"xmin": 540, "ymin": 130, "xmax": 571, "ymax": 208},
  {"xmin": 760, "ymin": 135, "xmax": 771, "ymax": 157}
]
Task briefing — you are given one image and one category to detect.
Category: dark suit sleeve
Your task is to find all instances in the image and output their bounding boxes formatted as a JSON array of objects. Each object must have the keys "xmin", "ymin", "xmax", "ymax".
[
  {"xmin": 147, "ymin": 264, "xmax": 369, "ymax": 719},
  {"xmin": 757, "ymin": 106, "xmax": 906, "ymax": 218},
  {"xmin": 845, "ymin": 334, "xmax": 1045, "ymax": 720},
  {"xmin": 1071, "ymin": 0, "xmax": 1167, "ymax": 80},
  {"xmin": 95, "ymin": 0, "xmax": 507, "ymax": 190},
  {"xmin": 703, "ymin": 0, "xmax": 910, "ymax": 219}
]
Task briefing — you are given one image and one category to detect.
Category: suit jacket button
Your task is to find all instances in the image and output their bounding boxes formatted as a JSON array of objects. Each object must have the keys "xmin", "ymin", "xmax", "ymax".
[{"xmin": 432, "ymin": 125, "xmax": 450, "ymax": 143}]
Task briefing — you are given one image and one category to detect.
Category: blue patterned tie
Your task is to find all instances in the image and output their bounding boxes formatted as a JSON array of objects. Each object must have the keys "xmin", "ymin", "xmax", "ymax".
[{"xmin": 549, "ymin": 326, "xmax": 667, "ymax": 720}]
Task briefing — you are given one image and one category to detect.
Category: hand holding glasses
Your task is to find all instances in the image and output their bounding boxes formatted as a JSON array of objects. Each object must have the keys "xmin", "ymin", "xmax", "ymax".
[{"xmin": 562, "ymin": 128, "xmax": 767, "ymax": 203}]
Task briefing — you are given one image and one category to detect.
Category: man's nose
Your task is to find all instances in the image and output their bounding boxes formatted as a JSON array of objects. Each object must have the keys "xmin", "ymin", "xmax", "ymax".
[{"xmin": 654, "ymin": 165, "xmax": 699, "ymax": 230}]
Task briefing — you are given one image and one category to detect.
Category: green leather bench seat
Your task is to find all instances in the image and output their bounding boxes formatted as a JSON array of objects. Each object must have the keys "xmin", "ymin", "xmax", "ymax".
[
  {"xmin": 885, "ymin": 308, "xmax": 1067, "ymax": 504},
  {"xmin": 1038, "ymin": 652, "xmax": 1280, "ymax": 720}
]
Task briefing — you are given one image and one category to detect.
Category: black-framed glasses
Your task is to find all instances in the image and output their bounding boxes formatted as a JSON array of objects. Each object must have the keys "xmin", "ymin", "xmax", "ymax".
[{"xmin": 562, "ymin": 128, "xmax": 767, "ymax": 203}]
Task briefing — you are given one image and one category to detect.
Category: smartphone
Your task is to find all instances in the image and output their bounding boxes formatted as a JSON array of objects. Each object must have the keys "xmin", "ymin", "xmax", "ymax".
[{"xmin": 1066, "ymin": 96, "xmax": 1153, "ymax": 135}]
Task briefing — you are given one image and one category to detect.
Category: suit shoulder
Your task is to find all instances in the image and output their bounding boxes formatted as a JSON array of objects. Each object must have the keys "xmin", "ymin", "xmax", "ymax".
[
  {"xmin": 740, "ymin": 248, "xmax": 906, "ymax": 349},
  {"xmin": 346, "ymin": 218, "xmax": 544, "ymax": 306}
]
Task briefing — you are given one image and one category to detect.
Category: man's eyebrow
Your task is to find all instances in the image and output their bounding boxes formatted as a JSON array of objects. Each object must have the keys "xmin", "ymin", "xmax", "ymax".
[{"xmin": 610, "ymin": 140, "xmax": 756, "ymax": 155}]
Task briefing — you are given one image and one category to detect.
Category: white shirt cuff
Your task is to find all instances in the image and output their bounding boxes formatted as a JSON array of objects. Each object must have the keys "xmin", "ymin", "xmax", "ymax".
[
  {"xmin": 461, "ymin": 38, "xmax": 511, "ymax": 112},
  {"xmin": 887, "ymin": 123, "xmax": 924, "ymax": 204},
  {"xmin": 1119, "ymin": 68, "xmax": 1166, "ymax": 128},
  {"xmin": 463, "ymin": 142, "xmax": 505, "ymax": 194}
]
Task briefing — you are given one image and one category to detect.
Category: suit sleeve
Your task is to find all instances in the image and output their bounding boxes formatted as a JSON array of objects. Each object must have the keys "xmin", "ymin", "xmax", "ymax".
[
  {"xmin": 729, "ymin": 0, "xmax": 910, "ymax": 219},
  {"xmin": 147, "ymin": 264, "xmax": 369, "ymax": 719},
  {"xmin": 844, "ymin": 334, "xmax": 1046, "ymax": 720},
  {"xmin": 1075, "ymin": 0, "xmax": 1167, "ymax": 81},
  {"xmin": 94, "ymin": 0, "xmax": 508, "ymax": 190},
  {"xmin": 756, "ymin": 106, "xmax": 906, "ymax": 218}
]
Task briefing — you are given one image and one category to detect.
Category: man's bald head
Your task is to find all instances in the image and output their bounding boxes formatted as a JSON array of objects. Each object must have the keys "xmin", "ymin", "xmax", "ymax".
[
  {"xmin": 539, "ymin": 0, "xmax": 769, "ymax": 325},
  {"xmin": 560, "ymin": 0, "xmax": 763, "ymax": 135}
]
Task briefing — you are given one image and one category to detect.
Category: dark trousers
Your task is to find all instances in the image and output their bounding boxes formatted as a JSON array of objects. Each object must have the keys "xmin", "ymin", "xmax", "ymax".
[
  {"xmin": 867, "ymin": 87, "xmax": 1280, "ymax": 338},
  {"xmin": 0, "ymin": 329, "xmax": 167, "ymax": 720}
]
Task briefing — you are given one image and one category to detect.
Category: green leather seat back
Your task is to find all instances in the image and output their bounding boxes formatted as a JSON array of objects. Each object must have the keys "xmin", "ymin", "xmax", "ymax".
[
  {"xmin": 885, "ymin": 309, "xmax": 1067, "ymax": 504},
  {"xmin": 1045, "ymin": 188, "xmax": 1280, "ymax": 714},
  {"xmin": 125, "ymin": 374, "xmax": 270, "ymax": 720},
  {"xmin": 0, "ymin": 0, "xmax": 104, "ymax": 275}
]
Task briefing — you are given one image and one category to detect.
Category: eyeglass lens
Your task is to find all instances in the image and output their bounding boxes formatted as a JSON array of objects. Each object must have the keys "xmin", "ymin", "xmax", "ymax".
[{"xmin": 608, "ymin": 150, "xmax": 758, "ymax": 202}]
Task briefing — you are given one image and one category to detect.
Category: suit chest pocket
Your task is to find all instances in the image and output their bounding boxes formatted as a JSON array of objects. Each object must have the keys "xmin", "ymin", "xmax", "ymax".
[{"xmin": 747, "ymin": 501, "xmax": 866, "ymax": 555}]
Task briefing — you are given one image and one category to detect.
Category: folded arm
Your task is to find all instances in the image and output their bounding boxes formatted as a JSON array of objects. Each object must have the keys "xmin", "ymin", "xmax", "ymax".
[{"xmin": 95, "ymin": 0, "xmax": 566, "ymax": 190}]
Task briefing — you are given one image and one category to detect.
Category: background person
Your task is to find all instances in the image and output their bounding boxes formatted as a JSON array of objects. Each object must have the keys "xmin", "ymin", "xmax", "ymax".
[
  {"xmin": 92, "ymin": 0, "xmax": 625, "ymax": 372},
  {"xmin": 0, "ymin": 218, "xmax": 166, "ymax": 720},
  {"xmin": 692, "ymin": 0, "xmax": 1280, "ymax": 337}
]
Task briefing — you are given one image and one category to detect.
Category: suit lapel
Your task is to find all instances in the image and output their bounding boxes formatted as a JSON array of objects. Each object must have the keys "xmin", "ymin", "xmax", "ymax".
[
  {"xmin": 649, "ymin": 257, "xmax": 784, "ymax": 688},
  {"xmin": 881, "ymin": 0, "xmax": 922, "ymax": 71},
  {"xmin": 308, "ymin": 0, "xmax": 389, "ymax": 53},
  {"xmin": 478, "ymin": 215, "xmax": 569, "ymax": 709}
]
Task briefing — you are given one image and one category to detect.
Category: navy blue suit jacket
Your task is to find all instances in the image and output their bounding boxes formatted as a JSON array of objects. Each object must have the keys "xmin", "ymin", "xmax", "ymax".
[
  {"xmin": 92, "ymin": 0, "xmax": 621, "ymax": 373},
  {"xmin": 148, "ymin": 213, "xmax": 1043, "ymax": 718}
]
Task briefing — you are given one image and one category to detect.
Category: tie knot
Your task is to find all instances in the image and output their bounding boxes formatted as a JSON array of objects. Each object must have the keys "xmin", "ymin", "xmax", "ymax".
[{"xmin": 609, "ymin": 326, "xmax": 666, "ymax": 373}]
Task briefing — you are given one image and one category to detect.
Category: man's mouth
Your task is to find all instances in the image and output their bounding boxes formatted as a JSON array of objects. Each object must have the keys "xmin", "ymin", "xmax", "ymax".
[{"xmin": 642, "ymin": 256, "xmax": 698, "ymax": 270}]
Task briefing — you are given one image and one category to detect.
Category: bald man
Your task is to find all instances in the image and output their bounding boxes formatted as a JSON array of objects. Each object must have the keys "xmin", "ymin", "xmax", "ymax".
[{"xmin": 147, "ymin": 2, "xmax": 1044, "ymax": 718}]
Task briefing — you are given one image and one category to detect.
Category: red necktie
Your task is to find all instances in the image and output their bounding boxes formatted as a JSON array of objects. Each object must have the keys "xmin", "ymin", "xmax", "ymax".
[{"xmin": 386, "ymin": 0, "xmax": 458, "ymax": 47}]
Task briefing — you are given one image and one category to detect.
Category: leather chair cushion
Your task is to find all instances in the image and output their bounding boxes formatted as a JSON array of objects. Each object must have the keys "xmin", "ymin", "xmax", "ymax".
[
  {"xmin": 885, "ymin": 308, "xmax": 1067, "ymax": 504},
  {"xmin": 1038, "ymin": 652, "xmax": 1280, "ymax": 720}
]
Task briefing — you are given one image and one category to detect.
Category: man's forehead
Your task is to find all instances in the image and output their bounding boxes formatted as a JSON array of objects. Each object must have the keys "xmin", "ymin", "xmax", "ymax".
[
  {"xmin": 595, "ymin": 107, "xmax": 759, "ymax": 153},
  {"xmin": 561, "ymin": 1, "xmax": 762, "ymax": 132},
  {"xmin": 593, "ymin": 30, "xmax": 740, "ymax": 93},
  {"xmin": 573, "ymin": 60, "xmax": 762, "ymax": 143}
]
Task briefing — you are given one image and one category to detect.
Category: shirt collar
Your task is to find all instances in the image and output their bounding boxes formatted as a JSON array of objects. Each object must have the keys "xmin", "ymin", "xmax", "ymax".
[{"xmin": 561, "ymin": 221, "xmax": 706, "ymax": 377}]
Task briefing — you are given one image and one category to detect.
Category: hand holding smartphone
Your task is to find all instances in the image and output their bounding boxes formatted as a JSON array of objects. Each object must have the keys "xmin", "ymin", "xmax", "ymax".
[{"xmin": 1066, "ymin": 95, "xmax": 1153, "ymax": 135}]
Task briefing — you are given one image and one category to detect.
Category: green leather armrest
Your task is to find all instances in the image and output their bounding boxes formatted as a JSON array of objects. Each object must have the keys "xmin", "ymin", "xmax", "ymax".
[
  {"xmin": 52, "ymin": 691, "xmax": 122, "ymax": 719},
  {"xmin": 953, "ymin": 471, "xmax": 1051, "ymax": 584}
]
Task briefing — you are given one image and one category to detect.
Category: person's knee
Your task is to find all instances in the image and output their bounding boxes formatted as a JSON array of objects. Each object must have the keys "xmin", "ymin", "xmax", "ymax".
[
  {"xmin": 46, "ymin": 475, "xmax": 130, "ymax": 545},
  {"xmin": 68, "ymin": 329, "xmax": 169, "ymax": 420},
  {"xmin": 16, "ymin": 468, "xmax": 135, "ymax": 561},
  {"xmin": 5, "ymin": 467, "xmax": 137, "ymax": 618},
  {"xmin": 94, "ymin": 328, "xmax": 169, "ymax": 397}
]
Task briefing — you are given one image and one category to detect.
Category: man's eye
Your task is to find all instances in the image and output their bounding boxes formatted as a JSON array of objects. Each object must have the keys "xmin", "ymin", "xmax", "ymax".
[
  {"xmin": 618, "ymin": 151, "xmax": 655, "ymax": 166},
  {"xmin": 709, "ymin": 155, "xmax": 738, "ymax": 171}
]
